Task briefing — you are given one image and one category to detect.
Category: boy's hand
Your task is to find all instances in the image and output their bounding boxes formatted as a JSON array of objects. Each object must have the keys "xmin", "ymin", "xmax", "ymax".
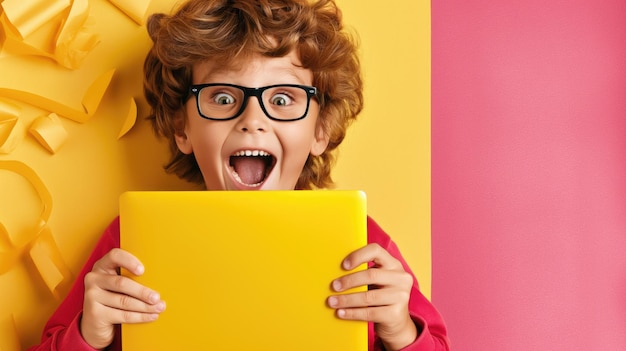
[
  {"xmin": 81, "ymin": 248, "xmax": 165, "ymax": 349},
  {"xmin": 327, "ymin": 243, "xmax": 417, "ymax": 351}
]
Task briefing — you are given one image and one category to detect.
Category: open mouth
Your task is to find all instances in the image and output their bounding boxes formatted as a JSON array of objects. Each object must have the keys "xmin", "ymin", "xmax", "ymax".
[{"xmin": 229, "ymin": 150, "xmax": 276, "ymax": 187}]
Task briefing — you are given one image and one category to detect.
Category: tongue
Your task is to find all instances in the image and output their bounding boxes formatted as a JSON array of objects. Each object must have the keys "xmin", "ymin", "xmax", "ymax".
[{"xmin": 231, "ymin": 157, "xmax": 266, "ymax": 185}]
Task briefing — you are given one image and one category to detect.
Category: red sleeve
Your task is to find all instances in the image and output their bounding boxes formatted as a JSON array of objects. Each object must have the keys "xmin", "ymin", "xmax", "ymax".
[
  {"xmin": 367, "ymin": 217, "xmax": 450, "ymax": 351},
  {"xmin": 27, "ymin": 217, "xmax": 122, "ymax": 351}
]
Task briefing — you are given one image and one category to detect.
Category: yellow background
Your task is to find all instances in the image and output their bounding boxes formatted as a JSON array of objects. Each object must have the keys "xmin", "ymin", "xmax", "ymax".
[
  {"xmin": 334, "ymin": 0, "xmax": 432, "ymax": 298},
  {"xmin": 0, "ymin": 0, "xmax": 430, "ymax": 349}
]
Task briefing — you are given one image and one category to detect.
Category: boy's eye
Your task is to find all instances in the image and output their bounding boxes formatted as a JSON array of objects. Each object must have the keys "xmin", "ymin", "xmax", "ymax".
[
  {"xmin": 269, "ymin": 93, "xmax": 293, "ymax": 106},
  {"xmin": 214, "ymin": 93, "xmax": 235, "ymax": 105}
]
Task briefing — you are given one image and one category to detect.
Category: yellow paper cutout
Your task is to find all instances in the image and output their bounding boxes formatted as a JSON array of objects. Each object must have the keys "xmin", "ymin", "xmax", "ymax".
[
  {"xmin": 0, "ymin": 100, "xmax": 21, "ymax": 119},
  {"xmin": 0, "ymin": 69, "xmax": 115, "ymax": 123},
  {"xmin": 30, "ymin": 242, "xmax": 64, "ymax": 295},
  {"xmin": 1, "ymin": 0, "xmax": 70, "ymax": 39},
  {"xmin": 29, "ymin": 113, "xmax": 67, "ymax": 154},
  {"xmin": 0, "ymin": 160, "xmax": 53, "ymax": 234},
  {"xmin": 118, "ymin": 97, "xmax": 137, "ymax": 138},
  {"xmin": 0, "ymin": 161, "xmax": 52, "ymax": 249},
  {"xmin": 0, "ymin": 160, "xmax": 71, "ymax": 298},
  {"xmin": 54, "ymin": 0, "xmax": 99, "ymax": 69},
  {"xmin": 0, "ymin": 4, "xmax": 67, "ymax": 56},
  {"xmin": 0, "ymin": 0, "xmax": 98, "ymax": 69},
  {"xmin": 81, "ymin": 68, "xmax": 116, "ymax": 117},
  {"xmin": 107, "ymin": 0, "xmax": 151, "ymax": 25},
  {"xmin": 0, "ymin": 100, "xmax": 21, "ymax": 154},
  {"xmin": 28, "ymin": 226, "xmax": 72, "ymax": 299},
  {"xmin": 0, "ymin": 160, "xmax": 51, "ymax": 276},
  {"xmin": 0, "ymin": 314, "xmax": 20, "ymax": 351},
  {"xmin": 0, "ymin": 222, "xmax": 19, "ymax": 275}
]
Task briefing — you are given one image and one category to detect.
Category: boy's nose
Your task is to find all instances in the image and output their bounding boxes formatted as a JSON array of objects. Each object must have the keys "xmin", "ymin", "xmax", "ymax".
[{"xmin": 236, "ymin": 97, "xmax": 268, "ymax": 132}]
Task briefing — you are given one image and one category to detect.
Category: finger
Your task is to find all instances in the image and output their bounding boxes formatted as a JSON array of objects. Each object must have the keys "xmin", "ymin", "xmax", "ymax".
[
  {"xmin": 114, "ymin": 310, "xmax": 159, "ymax": 324},
  {"xmin": 88, "ymin": 299, "xmax": 161, "ymax": 325},
  {"xmin": 113, "ymin": 310, "xmax": 161, "ymax": 324},
  {"xmin": 333, "ymin": 305, "xmax": 393, "ymax": 323},
  {"xmin": 327, "ymin": 288, "xmax": 405, "ymax": 309},
  {"xmin": 342, "ymin": 244, "xmax": 402, "ymax": 271},
  {"xmin": 92, "ymin": 248, "xmax": 145, "ymax": 276},
  {"xmin": 333, "ymin": 304, "xmax": 417, "ymax": 349},
  {"xmin": 332, "ymin": 268, "xmax": 413, "ymax": 292},
  {"xmin": 98, "ymin": 289, "xmax": 166, "ymax": 314},
  {"xmin": 85, "ymin": 272, "xmax": 161, "ymax": 305}
]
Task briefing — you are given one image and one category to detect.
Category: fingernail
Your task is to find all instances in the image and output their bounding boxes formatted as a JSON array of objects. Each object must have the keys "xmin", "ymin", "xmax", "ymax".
[
  {"xmin": 342, "ymin": 259, "xmax": 351, "ymax": 270},
  {"xmin": 155, "ymin": 301, "xmax": 166, "ymax": 312},
  {"xmin": 337, "ymin": 309, "xmax": 346, "ymax": 318},
  {"xmin": 332, "ymin": 279, "xmax": 342, "ymax": 292},
  {"xmin": 136, "ymin": 264, "xmax": 145, "ymax": 275},
  {"xmin": 149, "ymin": 292, "xmax": 160, "ymax": 304},
  {"xmin": 328, "ymin": 296, "xmax": 338, "ymax": 307},
  {"xmin": 149, "ymin": 313, "xmax": 159, "ymax": 321}
]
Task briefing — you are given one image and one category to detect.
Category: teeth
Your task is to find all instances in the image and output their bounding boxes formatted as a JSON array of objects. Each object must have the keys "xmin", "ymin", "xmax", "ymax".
[{"xmin": 233, "ymin": 150, "xmax": 270, "ymax": 157}]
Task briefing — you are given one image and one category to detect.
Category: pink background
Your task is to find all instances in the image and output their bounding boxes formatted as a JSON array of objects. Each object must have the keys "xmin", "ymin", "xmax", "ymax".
[{"xmin": 431, "ymin": 0, "xmax": 626, "ymax": 350}]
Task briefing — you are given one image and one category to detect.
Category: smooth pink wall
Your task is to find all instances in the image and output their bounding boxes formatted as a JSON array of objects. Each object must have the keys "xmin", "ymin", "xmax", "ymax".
[{"xmin": 431, "ymin": 0, "xmax": 626, "ymax": 350}]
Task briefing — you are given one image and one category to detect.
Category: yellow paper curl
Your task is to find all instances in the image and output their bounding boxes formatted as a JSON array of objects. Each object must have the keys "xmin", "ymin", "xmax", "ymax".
[
  {"xmin": 29, "ymin": 113, "xmax": 68, "ymax": 154},
  {"xmin": 0, "ymin": 0, "xmax": 99, "ymax": 69},
  {"xmin": 1, "ymin": 0, "xmax": 70, "ymax": 39},
  {"xmin": 108, "ymin": 0, "xmax": 152, "ymax": 25},
  {"xmin": 28, "ymin": 226, "xmax": 73, "ymax": 299},
  {"xmin": 118, "ymin": 97, "xmax": 137, "ymax": 139},
  {"xmin": 0, "ymin": 222, "xmax": 19, "ymax": 275},
  {"xmin": 55, "ymin": 0, "xmax": 99, "ymax": 69},
  {"xmin": 0, "ymin": 160, "xmax": 71, "ymax": 298},
  {"xmin": 0, "ymin": 69, "xmax": 115, "ymax": 123},
  {"xmin": 0, "ymin": 160, "xmax": 51, "ymax": 259},
  {"xmin": 0, "ymin": 99, "xmax": 21, "ymax": 154}
]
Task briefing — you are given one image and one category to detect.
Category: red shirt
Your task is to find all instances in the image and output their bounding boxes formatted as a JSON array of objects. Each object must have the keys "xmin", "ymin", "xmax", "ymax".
[{"xmin": 28, "ymin": 217, "xmax": 449, "ymax": 350}]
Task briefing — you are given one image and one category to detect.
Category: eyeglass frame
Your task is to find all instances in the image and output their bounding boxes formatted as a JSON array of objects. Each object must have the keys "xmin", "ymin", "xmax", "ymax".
[{"xmin": 187, "ymin": 83, "xmax": 318, "ymax": 122}]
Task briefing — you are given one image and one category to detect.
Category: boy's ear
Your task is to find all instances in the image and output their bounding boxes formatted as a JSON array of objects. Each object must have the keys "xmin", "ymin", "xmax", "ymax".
[
  {"xmin": 310, "ymin": 123, "xmax": 330, "ymax": 156},
  {"xmin": 173, "ymin": 111, "xmax": 193, "ymax": 155}
]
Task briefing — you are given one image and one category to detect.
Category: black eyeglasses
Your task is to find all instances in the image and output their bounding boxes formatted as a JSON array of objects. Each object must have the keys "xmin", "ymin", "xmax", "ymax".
[{"xmin": 188, "ymin": 83, "xmax": 317, "ymax": 121}]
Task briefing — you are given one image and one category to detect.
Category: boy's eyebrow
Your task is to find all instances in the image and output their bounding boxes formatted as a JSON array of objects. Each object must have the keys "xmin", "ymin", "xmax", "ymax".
[
  {"xmin": 199, "ymin": 71, "xmax": 308, "ymax": 84},
  {"xmin": 195, "ymin": 63, "xmax": 311, "ymax": 85}
]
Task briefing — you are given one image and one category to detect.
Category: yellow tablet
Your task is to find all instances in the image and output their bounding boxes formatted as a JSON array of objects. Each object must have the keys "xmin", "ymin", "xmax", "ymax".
[{"xmin": 120, "ymin": 190, "xmax": 368, "ymax": 351}]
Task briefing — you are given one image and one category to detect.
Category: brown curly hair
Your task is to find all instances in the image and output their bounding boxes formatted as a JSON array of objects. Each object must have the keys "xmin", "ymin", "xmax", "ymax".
[{"xmin": 144, "ymin": 0, "xmax": 363, "ymax": 189}]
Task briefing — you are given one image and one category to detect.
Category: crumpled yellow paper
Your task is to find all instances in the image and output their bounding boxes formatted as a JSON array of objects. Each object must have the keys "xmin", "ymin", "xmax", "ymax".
[
  {"xmin": 1, "ymin": 0, "xmax": 70, "ymax": 39},
  {"xmin": 118, "ymin": 97, "xmax": 137, "ymax": 139},
  {"xmin": 108, "ymin": 0, "xmax": 152, "ymax": 25},
  {"xmin": 0, "ymin": 99, "xmax": 21, "ymax": 154},
  {"xmin": 29, "ymin": 113, "xmax": 68, "ymax": 154},
  {"xmin": 0, "ymin": 160, "xmax": 72, "ymax": 296},
  {"xmin": 28, "ymin": 226, "xmax": 73, "ymax": 299},
  {"xmin": 0, "ymin": 160, "xmax": 51, "ymax": 253},
  {"xmin": 0, "ymin": 222, "xmax": 19, "ymax": 275},
  {"xmin": 0, "ymin": 69, "xmax": 115, "ymax": 124},
  {"xmin": 1, "ymin": 0, "xmax": 99, "ymax": 70}
]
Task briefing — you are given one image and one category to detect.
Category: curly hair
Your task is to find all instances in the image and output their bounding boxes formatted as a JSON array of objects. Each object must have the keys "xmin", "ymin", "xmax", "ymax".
[{"xmin": 144, "ymin": 0, "xmax": 363, "ymax": 189}]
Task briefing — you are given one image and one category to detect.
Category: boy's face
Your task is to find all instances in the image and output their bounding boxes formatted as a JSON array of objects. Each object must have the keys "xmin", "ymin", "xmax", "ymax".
[{"xmin": 175, "ymin": 51, "xmax": 329, "ymax": 190}]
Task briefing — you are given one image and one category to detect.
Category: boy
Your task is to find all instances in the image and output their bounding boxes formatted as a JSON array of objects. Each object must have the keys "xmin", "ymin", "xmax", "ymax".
[{"xmin": 29, "ymin": 0, "xmax": 449, "ymax": 350}]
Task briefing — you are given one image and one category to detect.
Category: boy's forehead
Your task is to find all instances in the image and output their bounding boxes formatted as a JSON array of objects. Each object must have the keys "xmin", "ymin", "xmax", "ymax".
[{"xmin": 192, "ymin": 51, "xmax": 312, "ymax": 84}]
